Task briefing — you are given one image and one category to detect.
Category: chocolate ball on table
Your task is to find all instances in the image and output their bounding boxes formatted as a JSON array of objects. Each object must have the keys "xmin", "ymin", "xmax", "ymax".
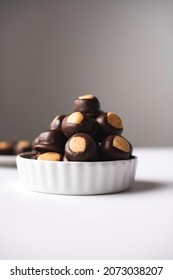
[
  {"xmin": 96, "ymin": 112, "xmax": 123, "ymax": 141},
  {"xmin": 61, "ymin": 111, "xmax": 98, "ymax": 138},
  {"xmin": 0, "ymin": 141, "xmax": 14, "ymax": 155},
  {"xmin": 34, "ymin": 130, "xmax": 67, "ymax": 154},
  {"xmin": 73, "ymin": 94, "xmax": 101, "ymax": 117},
  {"xmin": 100, "ymin": 135, "xmax": 132, "ymax": 160},
  {"xmin": 14, "ymin": 140, "xmax": 32, "ymax": 155},
  {"xmin": 49, "ymin": 114, "xmax": 66, "ymax": 130},
  {"xmin": 65, "ymin": 133, "xmax": 98, "ymax": 161}
]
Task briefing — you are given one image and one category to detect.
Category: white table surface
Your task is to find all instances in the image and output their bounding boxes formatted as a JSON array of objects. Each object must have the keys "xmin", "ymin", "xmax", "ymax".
[{"xmin": 0, "ymin": 148, "xmax": 173, "ymax": 260}]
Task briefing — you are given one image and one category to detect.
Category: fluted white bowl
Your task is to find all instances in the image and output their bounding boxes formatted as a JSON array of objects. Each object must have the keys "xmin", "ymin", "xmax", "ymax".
[{"xmin": 16, "ymin": 153, "xmax": 138, "ymax": 195}]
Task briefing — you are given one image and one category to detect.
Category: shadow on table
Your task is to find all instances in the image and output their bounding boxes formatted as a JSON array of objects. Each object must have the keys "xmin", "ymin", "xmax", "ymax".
[
  {"xmin": 0, "ymin": 165, "xmax": 16, "ymax": 168},
  {"xmin": 128, "ymin": 180, "xmax": 170, "ymax": 193}
]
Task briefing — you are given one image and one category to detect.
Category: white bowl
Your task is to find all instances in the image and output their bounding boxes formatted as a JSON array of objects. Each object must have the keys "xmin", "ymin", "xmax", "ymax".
[{"xmin": 16, "ymin": 153, "xmax": 138, "ymax": 195}]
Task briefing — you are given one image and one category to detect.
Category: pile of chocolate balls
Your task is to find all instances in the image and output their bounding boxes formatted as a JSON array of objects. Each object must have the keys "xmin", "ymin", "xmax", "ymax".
[{"xmin": 31, "ymin": 94, "xmax": 133, "ymax": 161}]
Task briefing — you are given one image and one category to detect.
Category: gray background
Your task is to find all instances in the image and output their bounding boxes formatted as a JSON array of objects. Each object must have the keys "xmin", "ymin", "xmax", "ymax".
[{"xmin": 1, "ymin": 0, "xmax": 173, "ymax": 147}]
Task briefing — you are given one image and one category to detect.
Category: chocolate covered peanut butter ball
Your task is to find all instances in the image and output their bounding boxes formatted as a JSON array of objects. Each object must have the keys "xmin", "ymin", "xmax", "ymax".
[
  {"xmin": 32, "ymin": 136, "xmax": 39, "ymax": 150},
  {"xmin": 61, "ymin": 111, "xmax": 98, "ymax": 138},
  {"xmin": 65, "ymin": 133, "xmax": 98, "ymax": 161},
  {"xmin": 0, "ymin": 141, "xmax": 14, "ymax": 155},
  {"xmin": 49, "ymin": 114, "xmax": 66, "ymax": 131},
  {"xmin": 34, "ymin": 130, "xmax": 67, "ymax": 154},
  {"xmin": 100, "ymin": 135, "xmax": 132, "ymax": 160},
  {"xmin": 96, "ymin": 112, "xmax": 123, "ymax": 140},
  {"xmin": 20, "ymin": 151, "xmax": 40, "ymax": 159},
  {"xmin": 73, "ymin": 94, "xmax": 100, "ymax": 117},
  {"xmin": 14, "ymin": 140, "xmax": 32, "ymax": 155}
]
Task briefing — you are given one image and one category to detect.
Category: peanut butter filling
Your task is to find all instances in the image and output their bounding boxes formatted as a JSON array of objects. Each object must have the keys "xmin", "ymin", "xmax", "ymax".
[
  {"xmin": 113, "ymin": 136, "xmax": 130, "ymax": 152},
  {"xmin": 69, "ymin": 136, "xmax": 86, "ymax": 153},
  {"xmin": 78, "ymin": 94, "xmax": 94, "ymax": 100},
  {"xmin": 67, "ymin": 112, "xmax": 83, "ymax": 124},
  {"xmin": 17, "ymin": 140, "xmax": 30, "ymax": 148},
  {"xmin": 107, "ymin": 112, "xmax": 123, "ymax": 129},
  {"xmin": 37, "ymin": 152, "xmax": 61, "ymax": 161}
]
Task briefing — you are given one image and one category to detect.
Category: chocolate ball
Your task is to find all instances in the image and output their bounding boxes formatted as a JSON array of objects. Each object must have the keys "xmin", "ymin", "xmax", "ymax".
[
  {"xmin": 0, "ymin": 141, "xmax": 14, "ymax": 155},
  {"xmin": 49, "ymin": 114, "xmax": 66, "ymax": 130},
  {"xmin": 65, "ymin": 133, "xmax": 98, "ymax": 161},
  {"xmin": 14, "ymin": 140, "xmax": 32, "ymax": 155},
  {"xmin": 61, "ymin": 111, "xmax": 98, "ymax": 138},
  {"xmin": 21, "ymin": 151, "xmax": 40, "ymax": 159},
  {"xmin": 100, "ymin": 135, "xmax": 132, "ymax": 160},
  {"xmin": 32, "ymin": 136, "xmax": 39, "ymax": 149},
  {"xmin": 95, "ymin": 112, "xmax": 123, "ymax": 140},
  {"xmin": 34, "ymin": 130, "xmax": 67, "ymax": 153},
  {"xmin": 73, "ymin": 94, "xmax": 100, "ymax": 117}
]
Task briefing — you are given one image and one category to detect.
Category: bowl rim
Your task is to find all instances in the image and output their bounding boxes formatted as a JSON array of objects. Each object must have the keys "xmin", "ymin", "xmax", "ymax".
[{"xmin": 16, "ymin": 151, "xmax": 137, "ymax": 165}]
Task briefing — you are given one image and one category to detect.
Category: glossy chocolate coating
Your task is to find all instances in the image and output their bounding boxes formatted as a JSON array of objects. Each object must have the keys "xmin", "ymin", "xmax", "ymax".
[
  {"xmin": 32, "ymin": 136, "xmax": 39, "ymax": 149},
  {"xmin": 100, "ymin": 135, "xmax": 132, "ymax": 160},
  {"xmin": 20, "ymin": 151, "xmax": 40, "ymax": 159},
  {"xmin": 0, "ymin": 141, "xmax": 14, "ymax": 155},
  {"xmin": 73, "ymin": 95, "xmax": 100, "ymax": 117},
  {"xmin": 61, "ymin": 112, "xmax": 98, "ymax": 138},
  {"xmin": 65, "ymin": 133, "xmax": 98, "ymax": 161},
  {"xmin": 95, "ymin": 112, "xmax": 123, "ymax": 140},
  {"xmin": 34, "ymin": 130, "xmax": 67, "ymax": 153},
  {"xmin": 14, "ymin": 140, "xmax": 32, "ymax": 155},
  {"xmin": 50, "ymin": 114, "xmax": 66, "ymax": 130}
]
